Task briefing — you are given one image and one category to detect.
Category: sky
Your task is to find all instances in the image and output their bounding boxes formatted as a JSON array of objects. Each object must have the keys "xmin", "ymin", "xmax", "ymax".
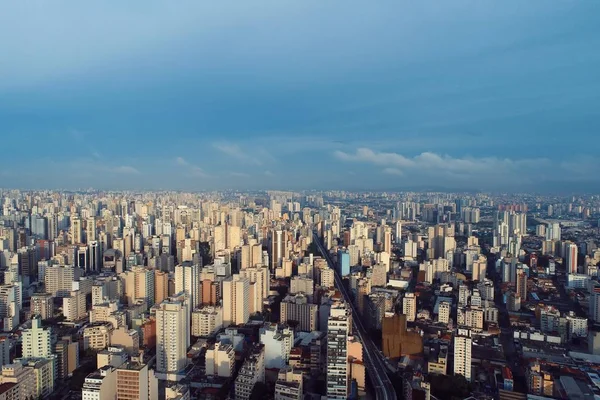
[{"xmin": 1, "ymin": 0, "xmax": 599, "ymax": 192}]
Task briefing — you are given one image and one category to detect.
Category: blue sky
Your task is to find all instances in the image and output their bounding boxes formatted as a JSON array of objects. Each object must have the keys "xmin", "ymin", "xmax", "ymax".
[{"xmin": 1, "ymin": 0, "xmax": 599, "ymax": 192}]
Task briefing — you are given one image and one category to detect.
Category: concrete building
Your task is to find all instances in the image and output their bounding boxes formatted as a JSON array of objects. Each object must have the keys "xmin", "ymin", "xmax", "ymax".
[
  {"xmin": 259, "ymin": 323, "xmax": 294, "ymax": 369},
  {"xmin": 234, "ymin": 344, "xmax": 265, "ymax": 400},
  {"xmin": 22, "ymin": 316, "xmax": 52, "ymax": 359},
  {"xmin": 45, "ymin": 265, "xmax": 82, "ymax": 297},
  {"xmin": 222, "ymin": 275, "xmax": 250, "ymax": 327},
  {"xmin": 155, "ymin": 296, "xmax": 190, "ymax": 379},
  {"xmin": 453, "ymin": 328, "xmax": 472, "ymax": 382},
  {"xmin": 82, "ymin": 365, "xmax": 117, "ymax": 400},
  {"xmin": 274, "ymin": 367, "xmax": 303, "ymax": 400},
  {"xmin": 115, "ymin": 360, "xmax": 159, "ymax": 400},
  {"xmin": 205, "ymin": 342, "xmax": 235, "ymax": 378},
  {"xmin": 175, "ymin": 263, "xmax": 201, "ymax": 309},
  {"xmin": 403, "ymin": 293, "xmax": 417, "ymax": 322},
  {"xmin": 326, "ymin": 303, "xmax": 351, "ymax": 400},
  {"xmin": 280, "ymin": 293, "xmax": 318, "ymax": 332},
  {"xmin": 30, "ymin": 293, "xmax": 54, "ymax": 320},
  {"xmin": 191, "ymin": 306, "xmax": 223, "ymax": 337}
]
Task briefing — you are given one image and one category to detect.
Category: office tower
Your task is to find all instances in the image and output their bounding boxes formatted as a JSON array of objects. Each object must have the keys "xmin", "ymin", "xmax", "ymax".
[
  {"xmin": 174, "ymin": 262, "xmax": 201, "ymax": 309},
  {"xmin": 71, "ymin": 217, "xmax": 83, "ymax": 244},
  {"xmin": 22, "ymin": 315, "xmax": 52, "ymax": 358},
  {"xmin": 155, "ymin": 297, "xmax": 190, "ymax": 378},
  {"xmin": 280, "ymin": 293, "xmax": 318, "ymax": 332},
  {"xmin": 453, "ymin": 328, "xmax": 472, "ymax": 381},
  {"xmin": 222, "ymin": 275, "xmax": 250, "ymax": 327},
  {"xmin": 154, "ymin": 270, "xmax": 169, "ymax": 306},
  {"xmin": 566, "ymin": 242, "xmax": 578, "ymax": 275},
  {"xmin": 516, "ymin": 268, "xmax": 527, "ymax": 300},
  {"xmin": 45, "ymin": 265, "xmax": 82, "ymax": 297},
  {"xmin": 326, "ymin": 303, "xmax": 351, "ymax": 400},
  {"xmin": 403, "ymin": 293, "xmax": 416, "ymax": 322},
  {"xmin": 234, "ymin": 344, "xmax": 265, "ymax": 400},
  {"xmin": 30, "ymin": 293, "xmax": 54, "ymax": 320},
  {"xmin": 337, "ymin": 250, "xmax": 350, "ymax": 276},
  {"xmin": 115, "ymin": 361, "xmax": 159, "ymax": 400}
]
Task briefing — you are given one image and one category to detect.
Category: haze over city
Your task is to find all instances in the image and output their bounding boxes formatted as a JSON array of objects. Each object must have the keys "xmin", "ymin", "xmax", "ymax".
[{"xmin": 1, "ymin": 0, "xmax": 599, "ymax": 191}]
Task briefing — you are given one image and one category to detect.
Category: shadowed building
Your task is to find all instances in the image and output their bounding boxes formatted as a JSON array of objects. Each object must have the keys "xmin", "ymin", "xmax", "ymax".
[{"xmin": 382, "ymin": 314, "xmax": 423, "ymax": 359}]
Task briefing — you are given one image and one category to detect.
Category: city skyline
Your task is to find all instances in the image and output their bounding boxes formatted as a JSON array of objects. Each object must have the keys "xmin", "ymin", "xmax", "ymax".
[{"xmin": 1, "ymin": 0, "xmax": 599, "ymax": 191}]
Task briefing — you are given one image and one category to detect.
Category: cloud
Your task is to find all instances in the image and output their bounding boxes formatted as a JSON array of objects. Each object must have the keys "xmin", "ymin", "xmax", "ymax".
[
  {"xmin": 176, "ymin": 157, "xmax": 188, "ymax": 166},
  {"xmin": 175, "ymin": 157, "xmax": 208, "ymax": 177},
  {"xmin": 333, "ymin": 147, "xmax": 589, "ymax": 188},
  {"xmin": 229, "ymin": 172, "xmax": 250, "ymax": 178},
  {"xmin": 214, "ymin": 142, "xmax": 264, "ymax": 166},
  {"xmin": 264, "ymin": 170, "xmax": 275, "ymax": 176},
  {"xmin": 110, "ymin": 165, "xmax": 140, "ymax": 174},
  {"xmin": 383, "ymin": 168, "xmax": 403, "ymax": 176}
]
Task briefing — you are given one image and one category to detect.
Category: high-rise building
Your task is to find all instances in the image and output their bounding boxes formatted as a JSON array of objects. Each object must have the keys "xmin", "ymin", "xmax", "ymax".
[
  {"xmin": 155, "ymin": 296, "xmax": 190, "ymax": 379},
  {"xmin": 222, "ymin": 275, "xmax": 250, "ymax": 327},
  {"xmin": 154, "ymin": 270, "xmax": 169, "ymax": 306},
  {"xmin": 438, "ymin": 301, "xmax": 451, "ymax": 324},
  {"xmin": 22, "ymin": 315, "xmax": 52, "ymax": 358},
  {"xmin": 395, "ymin": 221, "xmax": 402, "ymax": 244},
  {"xmin": 337, "ymin": 250, "xmax": 350, "ymax": 276},
  {"xmin": 115, "ymin": 361, "xmax": 158, "ymax": 400},
  {"xmin": 174, "ymin": 262, "xmax": 201, "ymax": 309},
  {"xmin": 326, "ymin": 303, "xmax": 351, "ymax": 400},
  {"xmin": 516, "ymin": 268, "xmax": 527, "ymax": 300},
  {"xmin": 590, "ymin": 281, "xmax": 600, "ymax": 324},
  {"xmin": 71, "ymin": 217, "xmax": 83, "ymax": 244},
  {"xmin": 566, "ymin": 242, "xmax": 578, "ymax": 275},
  {"xmin": 206, "ymin": 341, "xmax": 236, "ymax": 377},
  {"xmin": 45, "ymin": 265, "xmax": 82, "ymax": 297},
  {"xmin": 82, "ymin": 365, "xmax": 117, "ymax": 400},
  {"xmin": 274, "ymin": 367, "xmax": 303, "ymax": 400},
  {"xmin": 121, "ymin": 266, "xmax": 155, "ymax": 308},
  {"xmin": 234, "ymin": 344, "xmax": 265, "ymax": 400},
  {"xmin": 453, "ymin": 328, "xmax": 472, "ymax": 381},
  {"xmin": 239, "ymin": 265, "xmax": 270, "ymax": 315},
  {"xmin": 403, "ymin": 293, "xmax": 416, "ymax": 322},
  {"xmin": 191, "ymin": 306, "xmax": 223, "ymax": 337},
  {"xmin": 280, "ymin": 293, "xmax": 318, "ymax": 332},
  {"xmin": 30, "ymin": 293, "xmax": 54, "ymax": 320},
  {"xmin": 271, "ymin": 229, "xmax": 286, "ymax": 270}
]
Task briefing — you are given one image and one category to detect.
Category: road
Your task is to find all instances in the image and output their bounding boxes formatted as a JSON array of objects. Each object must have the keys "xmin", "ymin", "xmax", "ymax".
[{"xmin": 313, "ymin": 232, "xmax": 397, "ymax": 400}]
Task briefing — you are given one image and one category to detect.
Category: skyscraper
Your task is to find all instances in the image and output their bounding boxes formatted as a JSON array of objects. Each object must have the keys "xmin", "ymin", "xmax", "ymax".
[
  {"xmin": 155, "ymin": 296, "xmax": 190, "ymax": 379},
  {"xmin": 566, "ymin": 242, "xmax": 578, "ymax": 275},
  {"xmin": 453, "ymin": 328, "xmax": 472, "ymax": 381},
  {"xmin": 326, "ymin": 303, "xmax": 351, "ymax": 400},
  {"xmin": 174, "ymin": 262, "xmax": 201, "ymax": 309},
  {"xmin": 222, "ymin": 275, "xmax": 250, "ymax": 326},
  {"xmin": 516, "ymin": 268, "xmax": 527, "ymax": 300}
]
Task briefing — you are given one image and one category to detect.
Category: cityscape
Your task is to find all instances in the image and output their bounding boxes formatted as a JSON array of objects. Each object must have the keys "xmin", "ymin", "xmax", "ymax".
[
  {"xmin": 2, "ymin": 1, "xmax": 600, "ymax": 400},
  {"xmin": 0, "ymin": 191, "xmax": 598, "ymax": 399}
]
